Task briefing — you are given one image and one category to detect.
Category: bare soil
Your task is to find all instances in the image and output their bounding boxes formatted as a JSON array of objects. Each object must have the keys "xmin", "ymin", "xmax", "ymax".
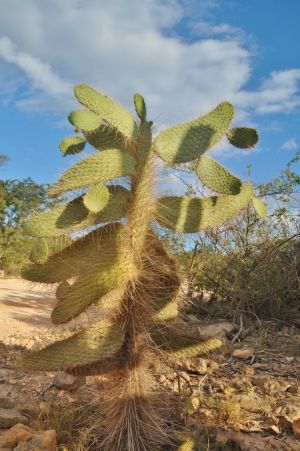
[{"xmin": 0, "ymin": 278, "xmax": 55, "ymax": 346}]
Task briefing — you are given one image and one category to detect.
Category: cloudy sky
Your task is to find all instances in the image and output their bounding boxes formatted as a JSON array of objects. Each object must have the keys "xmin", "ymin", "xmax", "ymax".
[{"xmin": 0, "ymin": 0, "xmax": 299, "ymax": 188}]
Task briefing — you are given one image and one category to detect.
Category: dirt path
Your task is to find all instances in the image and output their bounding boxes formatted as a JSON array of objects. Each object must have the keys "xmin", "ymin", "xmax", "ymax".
[{"xmin": 0, "ymin": 278, "xmax": 56, "ymax": 346}]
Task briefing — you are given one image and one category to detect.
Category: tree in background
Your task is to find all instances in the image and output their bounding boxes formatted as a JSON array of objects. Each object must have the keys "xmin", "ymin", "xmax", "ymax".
[{"xmin": 0, "ymin": 178, "xmax": 50, "ymax": 273}]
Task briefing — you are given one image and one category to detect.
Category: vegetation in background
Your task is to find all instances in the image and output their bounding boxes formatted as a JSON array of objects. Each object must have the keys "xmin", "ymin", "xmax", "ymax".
[
  {"xmin": 164, "ymin": 151, "xmax": 300, "ymax": 321},
  {"xmin": 0, "ymin": 178, "xmax": 51, "ymax": 274},
  {"xmin": 21, "ymin": 84, "xmax": 261, "ymax": 450}
]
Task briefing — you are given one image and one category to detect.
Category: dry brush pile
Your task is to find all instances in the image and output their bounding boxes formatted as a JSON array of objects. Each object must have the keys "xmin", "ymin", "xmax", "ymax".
[{"xmin": 21, "ymin": 84, "xmax": 264, "ymax": 450}]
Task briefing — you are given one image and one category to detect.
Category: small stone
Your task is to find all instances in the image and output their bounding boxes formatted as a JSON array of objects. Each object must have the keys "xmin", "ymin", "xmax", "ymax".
[
  {"xmin": 52, "ymin": 372, "xmax": 86, "ymax": 391},
  {"xmin": 14, "ymin": 430, "xmax": 57, "ymax": 451},
  {"xmin": 232, "ymin": 348, "xmax": 253, "ymax": 360},
  {"xmin": 292, "ymin": 418, "xmax": 300, "ymax": 439},
  {"xmin": 286, "ymin": 356, "xmax": 295, "ymax": 363},
  {"xmin": 0, "ymin": 409, "xmax": 28, "ymax": 429},
  {"xmin": 0, "ymin": 423, "xmax": 33, "ymax": 448},
  {"xmin": 180, "ymin": 358, "xmax": 218, "ymax": 375}
]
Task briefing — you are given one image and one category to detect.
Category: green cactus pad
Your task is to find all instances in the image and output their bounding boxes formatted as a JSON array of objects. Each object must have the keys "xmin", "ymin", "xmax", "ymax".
[
  {"xmin": 83, "ymin": 183, "xmax": 110, "ymax": 213},
  {"xmin": 252, "ymin": 197, "xmax": 267, "ymax": 218},
  {"xmin": 44, "ymin": 225, "xmax": 137, "ymax": 323},
  {"xmin": 30, "ymin": 238, "xmax": 49, "ymax": 264},
  {"xmin": 56, "ymin": 281, "xmax": 71, "ymax": 301},
  {"xmin": 226, "ymin": 127, "xmax": 259, "ymax": 148},
  {"xmin": 24, "ymin": 185, "xmax": 131, "ymax": 238},
  {"xmin": 46, "ymin": 236, "xmax": 73, "ymax": 255},
  {"xmin": 51, "ymin": 251, "xmax": 136, "ymax": 324},
  {"xmin": 151, "ymin": 324, "xmax": 222, "ymax": 358},
  {"xmin": 85, "ymin": 124, "xmax": 126, "ymax": 151},
  {"xmin": 134, "ymin": 93, "xmax": 146, "ymax": 122},
  {"xmin": 156, "ymin": 183, "xmax": 254, "ymax": 233},
  {"xmin": 59, "ymin": 136, "xmax": 86, "ymax": 156},
  {"xmin": 74, "ymin": 84, "xmax": 139, "ymax": 141},
  {"xmin": 23, "ymin": 224, "xmax": 130, "ymax": 286},
  {"xmin": 153, "ymin": 102, "xmax": 234, "ymax": 164},
  {"xmin": 196, "ymin": 156, "xmax": 242, "ymax": 194},
  {"xmin": 68, "ymin": 109, "xmax": 101, "ymax": 132},
  {"xmin": 47, "ymin": 149, "xmax": 136, "ymax": 197},
  {"xmin": 22, "ymin": 320, "xmax": 124, "ymax": 371}
]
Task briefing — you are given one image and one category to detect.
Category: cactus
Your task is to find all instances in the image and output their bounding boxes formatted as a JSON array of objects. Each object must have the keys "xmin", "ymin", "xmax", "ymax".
[{"xmin": 22, "ymin": 85, "xmax": 263, "ymax": 450}]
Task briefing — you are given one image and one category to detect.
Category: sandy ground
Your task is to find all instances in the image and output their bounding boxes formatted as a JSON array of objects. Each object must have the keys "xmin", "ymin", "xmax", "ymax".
[{"xmin": 0, "ymin": 278, "xmax": 56, "ymax": 344}]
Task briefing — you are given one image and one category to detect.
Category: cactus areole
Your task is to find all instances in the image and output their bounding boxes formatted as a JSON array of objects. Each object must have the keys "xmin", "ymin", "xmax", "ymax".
[{"xmin": 22, "ymin": 84, "xmax": 263, "ymax": 450}]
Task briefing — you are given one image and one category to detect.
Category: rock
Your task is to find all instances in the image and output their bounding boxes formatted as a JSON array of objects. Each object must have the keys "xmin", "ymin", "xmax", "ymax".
[
  {"xmin": 292, "ymin": 418, "xmax": 300, "ymax": 439},
  {"xmin": 179, "ymin": 358, "xmax": 218, "ymax": 375},
  {"xmin": 14, "ymin": 430, "xmax": 57, "ymax": 451},
  {"xmin": 201, "ymin": 322, "xmax": 234, "ymax": 339},
  {"xmin": 0, "ymin": 409, "xmax": 28, "ymax": 429},
  {"xmin": 232, "ymin": 349, "xmax": 253, "ymax": 360},
  {"xmin": 52, "ymin": 372, "xmax": 86, "ymax": 391},
  {"xmin": 251, "ymin": 376, "xmax": 291, "ymax": 395},
  {"xmin": 0, "ymin": 423, "xmax": 33, "ymax": 448}
]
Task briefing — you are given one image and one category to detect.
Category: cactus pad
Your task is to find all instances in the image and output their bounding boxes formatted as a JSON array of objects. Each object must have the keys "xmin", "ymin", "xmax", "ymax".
[
  {"xmin": 151, "ymin": 324, "xmax": 222, "ymax": 358},
  {"xmin": 56, "ymin": 280, "xmax": 71, "ymax": 301},
  {"xmin": 68, "ymin": 109, "xmax": 101, "ymax": 132},
  {"xmin": 23, "ymin": 320, "xmax": 124, "ymax": 371},
  {"xmin": 59, "ymin": 136, "xmax": 86, "ymax": 156},
  {"xmin": 153, "ymin": 102, "xmax": 234, "ymax": 164},
  {"xmin": 83, "ymin": 183, "xmax": 110, "ymax": 213},
  {"xmin": 85, "ymin": 124, "xmax": 126, "ymax": 151},
  {"xmin": 30, "ymin": 238, "xmax": 49, "ymax": 264},
  {"xmin": 24, "ymin": 185, "xmax": 130, "ymax": 238},
  {"xmin": 134, "ymin": 93, "xmax": 147, "ymax": 122},
  {"xmin": 196, "ymin": 156, "xmax": 242, "ymax": 194},
  {"xmin": 47, "ymin": 149, "xmax": 136, "ymax": 197},
  {"xmin": 226, "ymin": 127, "xmax": 259, "ymax": 148},
  {"xmin": 156, "ymin": 183, "xmax": 254, "ymax": 233},
  {"xmin": 74, "ymin": 84, "xmax": 139, "ymax": 141},
  {"xmin": 51, "ymin": 249, "xmax": 136, "ymax": 324}
]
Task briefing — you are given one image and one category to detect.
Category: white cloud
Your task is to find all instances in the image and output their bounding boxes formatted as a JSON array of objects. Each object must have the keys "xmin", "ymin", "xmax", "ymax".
[
  {"xmin": 235, "ymin": 70, "xmax": 300, "ymax": 114},
  {"xmin": 281, "ymin": 138, "xmax": 298, "ymax": 151},
  {"xmin": 0, "ymin": 0, "xmax": 299, "ymax": 125},
  {"xmin": 0, "ymin": 36, "xmax": 70, "ymax": 96}
]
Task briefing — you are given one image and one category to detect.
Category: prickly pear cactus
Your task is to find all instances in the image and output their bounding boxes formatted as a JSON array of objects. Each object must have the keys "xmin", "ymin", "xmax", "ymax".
[{"xmin": 22, "ymin": 85, "xmax": 264, "ymax": 450}]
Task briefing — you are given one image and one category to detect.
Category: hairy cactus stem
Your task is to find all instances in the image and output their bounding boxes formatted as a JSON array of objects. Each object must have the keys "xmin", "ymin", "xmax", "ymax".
[{"xmin": 128, "ymin": 121, "xmax": 154, "ymax": 257}]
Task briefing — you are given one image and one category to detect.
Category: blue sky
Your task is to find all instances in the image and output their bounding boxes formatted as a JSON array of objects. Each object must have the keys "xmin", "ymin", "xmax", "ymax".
[{"xmin": 0, "ymin": 0, "xmax": 299, "ymax": 190}]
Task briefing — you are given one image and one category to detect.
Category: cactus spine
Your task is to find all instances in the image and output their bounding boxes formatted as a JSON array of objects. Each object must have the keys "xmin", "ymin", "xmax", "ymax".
[{"xmin": 22, "ymin": 85, "xmax": 263, "ymax": 450}]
